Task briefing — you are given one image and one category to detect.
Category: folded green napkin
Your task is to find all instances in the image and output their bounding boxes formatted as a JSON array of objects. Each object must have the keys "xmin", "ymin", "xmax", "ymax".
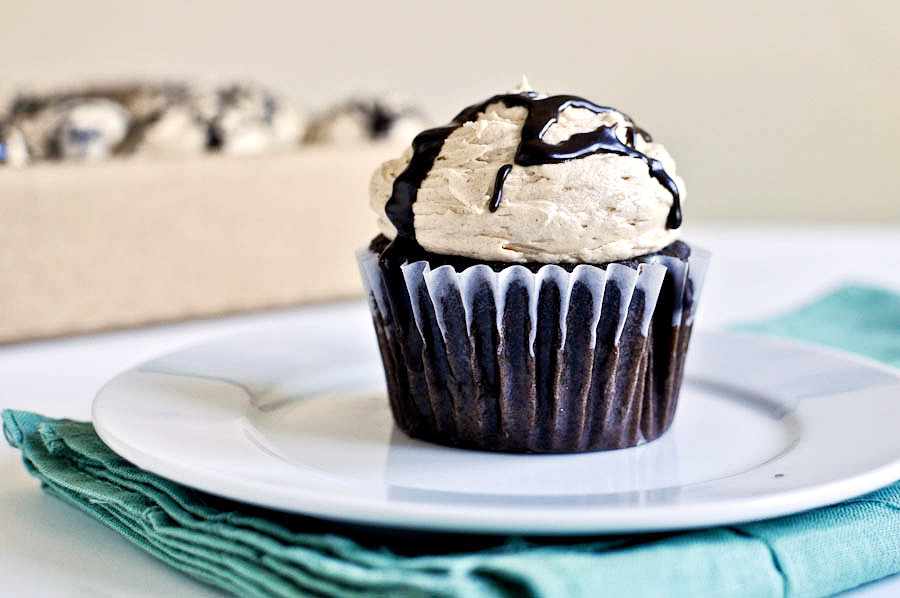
[{"xmin": 5, "ymin": 284, "xmax": 900, "ymax": 598}]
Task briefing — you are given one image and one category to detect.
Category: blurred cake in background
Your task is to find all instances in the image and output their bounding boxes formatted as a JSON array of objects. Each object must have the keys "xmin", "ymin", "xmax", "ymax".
[
  {"xmin": 304, "ymin": 93, "xmax": 428, "ymax": 145},
  {"xmin": 0, "ymin": 82, "xmax": 308, "ymax": 165},
  {"xmin": 0, "ymin": 81, "xmax": 427, "ymax": 343}
]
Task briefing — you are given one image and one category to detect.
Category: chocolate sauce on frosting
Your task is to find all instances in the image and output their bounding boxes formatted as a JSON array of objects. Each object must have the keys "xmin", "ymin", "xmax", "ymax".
[
  {"xmin": 488, "ymin": 164, "xmax": 513, "ymax": 213},
  {"xmin": 384, "ymin": 92, "xmax": 682, "ymax": 245}
]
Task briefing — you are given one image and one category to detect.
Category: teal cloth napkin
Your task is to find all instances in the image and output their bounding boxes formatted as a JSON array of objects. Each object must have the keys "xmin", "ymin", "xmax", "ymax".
[{"xmin": 5, "ymin": 284, "xmax": 900, "ymax": 598}]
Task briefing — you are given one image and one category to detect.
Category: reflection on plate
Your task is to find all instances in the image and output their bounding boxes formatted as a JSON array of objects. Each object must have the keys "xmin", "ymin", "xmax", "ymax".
[{"xmin": 93, "ymin": 303, "xmax": 900, "ymax": 534}]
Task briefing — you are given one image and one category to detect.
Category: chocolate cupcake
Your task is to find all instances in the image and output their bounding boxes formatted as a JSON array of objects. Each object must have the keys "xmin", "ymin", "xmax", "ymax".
[{"xmin": 357, "ymin": 78, "xmax": 708, "ymax": 453}]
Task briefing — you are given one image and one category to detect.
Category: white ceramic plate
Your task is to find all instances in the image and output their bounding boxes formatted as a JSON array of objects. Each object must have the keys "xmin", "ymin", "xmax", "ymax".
[{"xmin": 93, "ymin": 303, "xmax": 900, "ymax": 534}]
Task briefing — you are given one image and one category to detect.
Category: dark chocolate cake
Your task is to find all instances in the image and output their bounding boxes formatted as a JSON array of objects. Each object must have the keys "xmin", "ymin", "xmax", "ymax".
[{"xmin": 360, "ymin": 236, "xmax": 703, "ymax": 452}]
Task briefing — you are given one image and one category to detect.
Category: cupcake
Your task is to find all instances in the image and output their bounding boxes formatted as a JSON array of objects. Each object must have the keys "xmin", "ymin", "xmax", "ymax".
[{"xmin": 357, "ymin": 78, "xmax": 708, "ymax": 453}]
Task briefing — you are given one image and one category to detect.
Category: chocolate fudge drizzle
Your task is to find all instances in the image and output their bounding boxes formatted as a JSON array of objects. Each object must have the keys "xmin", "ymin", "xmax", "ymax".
[
  {"xmin": 384, "ymin": 92, "xmax": 682, "ymax": 245},
  {"xmin": 488, "ymin": 164, "xmax": 513, "ymax": 213}
]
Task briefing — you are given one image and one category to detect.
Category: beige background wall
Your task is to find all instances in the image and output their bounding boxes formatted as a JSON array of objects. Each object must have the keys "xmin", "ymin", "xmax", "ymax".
[{"xmin": 3, "ymin": 0, "xmax": 898, "ymax": 222}]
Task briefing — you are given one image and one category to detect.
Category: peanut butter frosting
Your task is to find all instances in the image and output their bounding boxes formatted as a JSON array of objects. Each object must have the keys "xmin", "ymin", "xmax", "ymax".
[{"xmin": 370, "ymin": 78, "xmax": 685, "ymax": 263}]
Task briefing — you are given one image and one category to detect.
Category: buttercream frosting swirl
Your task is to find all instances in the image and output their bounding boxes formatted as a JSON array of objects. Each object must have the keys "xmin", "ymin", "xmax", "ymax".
[{"xmin": 370, "ymin": 78, "xmax": 685, "ymax": 263}]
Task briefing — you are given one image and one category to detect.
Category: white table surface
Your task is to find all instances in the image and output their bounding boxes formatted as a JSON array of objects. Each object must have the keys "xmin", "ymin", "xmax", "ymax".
[{"xmin": 1, "ymin": 222, "xmax": 898, "ymax": 597}]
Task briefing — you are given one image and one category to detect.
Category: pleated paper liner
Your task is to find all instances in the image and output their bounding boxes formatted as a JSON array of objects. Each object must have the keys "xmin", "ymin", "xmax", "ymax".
[{"xmin": 357, "ymin": 241, "xmax": 709, "ymax": 453}]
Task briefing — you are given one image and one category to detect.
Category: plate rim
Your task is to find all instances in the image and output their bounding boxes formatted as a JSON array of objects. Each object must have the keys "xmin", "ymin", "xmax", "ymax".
[{"xmin": 92, "ymin": 327, "xmax": 900, "ymax": 534}]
